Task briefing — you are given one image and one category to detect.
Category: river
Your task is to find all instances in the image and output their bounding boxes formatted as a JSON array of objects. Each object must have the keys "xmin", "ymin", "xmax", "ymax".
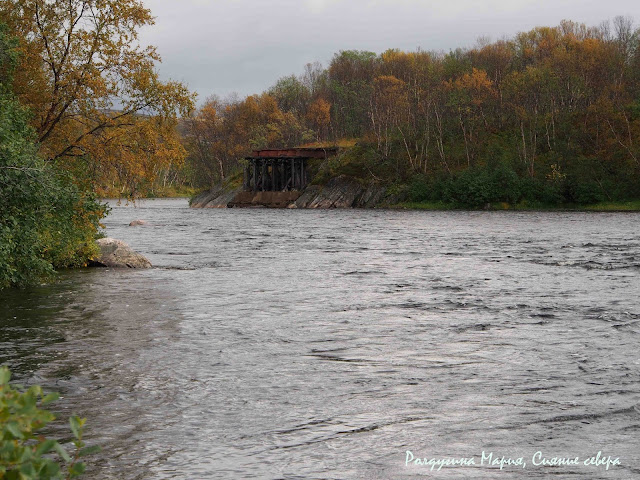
[{"xmin": 1, "ymin": 198, "xmax": 639, "ymax": 479}]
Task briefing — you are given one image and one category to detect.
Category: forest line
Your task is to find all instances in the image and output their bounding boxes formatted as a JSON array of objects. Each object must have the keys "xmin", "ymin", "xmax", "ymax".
[{"xmin": 184, "ymin": 16, "xmax": 640, "ymax": 207}]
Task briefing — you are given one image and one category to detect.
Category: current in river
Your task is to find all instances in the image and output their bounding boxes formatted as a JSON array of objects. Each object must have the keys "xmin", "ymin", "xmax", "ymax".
[{"xmin": 1, "ymin": 199, "xmax": 639, "ymax": 479}]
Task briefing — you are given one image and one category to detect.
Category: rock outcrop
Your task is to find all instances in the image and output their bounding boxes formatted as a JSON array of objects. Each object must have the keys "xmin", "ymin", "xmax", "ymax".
[
  {"xmin": 292, "ymin": 175, "xmax": 361, "ymax": 208},
  {"xmin": 191, "ymin": 176, "xmax": 395, "ymax": 209},
  {"xmin": 190, "ymin": 185, "xmax": 244, "ymax": 208},
  {"xmin": 229, "ymin": 190, "xmax": 301, "ymax": 208},
  {"xmin": 129, "ymin": 219, "xmax": 148, "ymax": 226},
  {"xmin": 354, "ymin": 183, "xmax": 390, "ymax": 208},
  {"xmin": 89, "ymin": 238, "xmax": 152, "ymax": 268},
  {"xmin": 291, "ymin": 175, "xmax": 390, "ymax": 209}
]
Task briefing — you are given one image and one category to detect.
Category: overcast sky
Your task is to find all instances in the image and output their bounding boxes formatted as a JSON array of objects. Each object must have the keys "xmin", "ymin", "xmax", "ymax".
[{"xmin": 140, "ymin": 0, "xmax": 638, "ymax": 104}]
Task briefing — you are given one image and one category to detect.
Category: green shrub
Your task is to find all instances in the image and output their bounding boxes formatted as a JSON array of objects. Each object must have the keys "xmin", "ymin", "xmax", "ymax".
[
  {"xmin": 0, "ymin": 95, "xmax": 107, "ymax": 288},
  {"xmin": 406, "ymin": 176, "xmax": 431, "ymax": 202},
  {"xmin": 0, "ymin": 24, "xmax": 107, "ymax": 288},
  {"xmin": 441, "ymin": 163, "xmax": 525, "ymax": 207},
  {"xmin": 490, "ymin": 163, "xmax": 521, "ymax": 204},
  {"xmin": 566, "ymin": 179, "xmax": 606, "ymax": 204},
  {"xmin": 0, "ymin": 366, "xmax": 99, "ymax": 479},
  {"xmin": 518, "ymin": 176, "xmax": 564, "ymax": 205}
]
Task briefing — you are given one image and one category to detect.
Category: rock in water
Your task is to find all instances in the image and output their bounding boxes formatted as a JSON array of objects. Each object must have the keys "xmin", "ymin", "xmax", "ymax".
[
  {"xmin": 89, "ymin": 238, "xmax": 152, "ymax": 268},
  {"xmin": 129, "ymin": 219, "xmax": 148, "ymax": 226}
]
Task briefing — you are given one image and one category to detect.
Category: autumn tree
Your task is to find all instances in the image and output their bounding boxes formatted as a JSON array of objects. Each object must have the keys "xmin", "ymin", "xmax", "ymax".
[
  {"xmin": 306, "ymin": 98, "xmax": 331, "ymax": 141},
  {"xmin": 0, "ymin": 0, "xmax": 195, "ymax": 196},
  {"xmin": 268, "ymin": 75, "xmax": 310, "ymax": 116},
  {"xmin": 369, "ymin": 75, "xmax": 408, "ymax": 159},
  {"xmin": 445, "ymin": 68, "xmax": 497, "ymax": 168},
  {"xmin": 301, "ymin": 61, "xmax": 327, "ymax": 97},
  {"xmin": 184, "ymin": 93, "xmax": 314, "ymax": 189},
  {"xmin": 328, "ymin": 50, "xmax": 377, "ymax": 138},
  {"xmin": 184, "ymin": 96, "xmax": 253, "ymax": 188},
  {"xmin": 1, "ymin": 22, "xmax": 105, "ymax": 287}
]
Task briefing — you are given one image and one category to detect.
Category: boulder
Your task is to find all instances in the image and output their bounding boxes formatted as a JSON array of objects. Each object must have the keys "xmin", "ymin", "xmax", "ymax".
[
  {"xmin": 129, "ymin": 219, "xmax": 148, "ymax": 226},
  {"xmin": 89, "ymin": 238, "xmax": 152, "ymax": 268}
]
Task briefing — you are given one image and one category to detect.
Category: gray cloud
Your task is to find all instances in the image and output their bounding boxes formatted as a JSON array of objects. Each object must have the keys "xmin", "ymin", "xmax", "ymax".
[{"xmin": 140, "ymin": 0, "xmax": 638, "ymax": 103}]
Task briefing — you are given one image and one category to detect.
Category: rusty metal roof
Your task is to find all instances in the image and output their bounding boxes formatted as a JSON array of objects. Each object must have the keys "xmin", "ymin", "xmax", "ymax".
[{"xmin": 250, "ymin": 147, "xmax": 338, "ymax": 159}]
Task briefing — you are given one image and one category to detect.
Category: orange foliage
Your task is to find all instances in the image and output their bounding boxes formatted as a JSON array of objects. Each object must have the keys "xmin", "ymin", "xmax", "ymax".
[{"xmin": 0, "ymin": 0, "xmax": 195, "ymax": 196}]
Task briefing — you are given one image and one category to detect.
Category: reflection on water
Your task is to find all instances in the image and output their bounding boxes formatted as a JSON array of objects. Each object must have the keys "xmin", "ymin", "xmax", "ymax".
[{"xmin": 1, "ymin": 199, "xmax": 639, "ymax": 479}]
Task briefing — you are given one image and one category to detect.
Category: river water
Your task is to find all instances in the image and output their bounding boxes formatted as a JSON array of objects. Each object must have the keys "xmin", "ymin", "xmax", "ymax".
[{"xmin": 1, "ymin": 199, "xmax": 639, "ymax": 479}]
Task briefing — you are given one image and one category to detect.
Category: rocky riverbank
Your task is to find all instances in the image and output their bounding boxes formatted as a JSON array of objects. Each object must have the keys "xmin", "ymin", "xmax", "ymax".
[{"xmin": 190, "ymin": 175, "xmax": 401, "ymax": 209}]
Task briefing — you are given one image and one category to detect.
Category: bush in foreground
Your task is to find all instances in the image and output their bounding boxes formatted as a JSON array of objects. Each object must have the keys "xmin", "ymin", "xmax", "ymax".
[{"xmin": 0, "ymin": 366, "xmax": 99, "ymax": 479}]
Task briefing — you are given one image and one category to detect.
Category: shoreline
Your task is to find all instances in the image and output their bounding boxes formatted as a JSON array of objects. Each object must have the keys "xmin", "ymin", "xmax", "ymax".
[
  {"xmin": 185, "ymin": 189, "xmax": 640, "ymax": 212},
  {"xmin": 390, "ymin": 201, "xmax": 640, "ymax": 212}
]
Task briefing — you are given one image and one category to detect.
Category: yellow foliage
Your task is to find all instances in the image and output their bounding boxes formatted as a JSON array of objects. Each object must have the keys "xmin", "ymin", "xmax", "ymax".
[
  {"xmin": 306, "ymin": 98, "xmax": 331, "ymax": 139},
  {"xmin": 0, "ymin": 0, "xmax": 195, "ymax": 196}
]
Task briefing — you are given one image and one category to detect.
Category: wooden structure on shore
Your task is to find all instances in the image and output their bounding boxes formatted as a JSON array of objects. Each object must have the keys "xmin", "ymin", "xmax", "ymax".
[{"xmin": 244, "ymin": 147, "xmax": 338, "ymax": 192}]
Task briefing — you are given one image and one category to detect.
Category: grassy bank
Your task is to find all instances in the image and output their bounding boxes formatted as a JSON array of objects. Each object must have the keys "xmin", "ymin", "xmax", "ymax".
[
  {"xmin": 580, "ymin": 200, "xmax": 640, "ymax": 211},
  {"xmin": 392, "ymin": 200, "xmax": 640, "ymax": 211},
  {"xmin": 143, "ymin": 185, "xmax": 199, "ymax": 198},
  {"xmin": 98, "ymin": 184, "xmax": 198, "ymax": 199}
]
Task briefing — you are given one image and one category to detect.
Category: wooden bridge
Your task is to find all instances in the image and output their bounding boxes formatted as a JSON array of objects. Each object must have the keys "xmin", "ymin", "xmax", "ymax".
[{"xmin": 243, "ymin": 147, "xmax": 338, "ymax": 192}]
